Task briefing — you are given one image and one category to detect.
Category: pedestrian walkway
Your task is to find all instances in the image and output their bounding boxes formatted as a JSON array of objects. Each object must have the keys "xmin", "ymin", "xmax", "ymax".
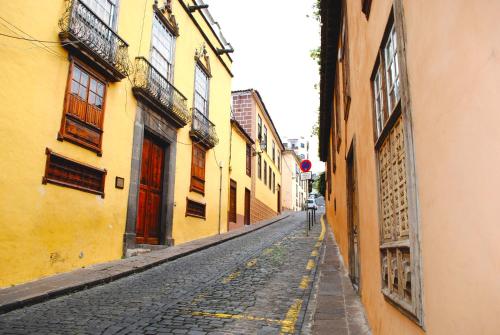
[
  {"xmin": 0, "ymin": 213, "xmax": 290, "ymax": 315},
  {"xmin": 307, "ymin": 217, "xmax": 371, "ymax": 335}
]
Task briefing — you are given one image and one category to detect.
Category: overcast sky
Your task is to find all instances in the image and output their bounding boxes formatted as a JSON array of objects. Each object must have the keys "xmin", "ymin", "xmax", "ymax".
[{"xmin": 205, "ymin": 0, "xmax": 324, "ymax": 173}]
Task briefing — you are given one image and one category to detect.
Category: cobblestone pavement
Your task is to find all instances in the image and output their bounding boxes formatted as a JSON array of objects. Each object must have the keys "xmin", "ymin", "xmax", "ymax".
[{"xmin": 0, "ymin": 212, "xmax": 324, "ymax": 335}]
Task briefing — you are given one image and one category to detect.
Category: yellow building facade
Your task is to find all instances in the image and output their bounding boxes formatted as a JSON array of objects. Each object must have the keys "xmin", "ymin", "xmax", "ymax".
[{"xmin": 0, "ymin": 0, "xmax": 234, "ymax": 288}]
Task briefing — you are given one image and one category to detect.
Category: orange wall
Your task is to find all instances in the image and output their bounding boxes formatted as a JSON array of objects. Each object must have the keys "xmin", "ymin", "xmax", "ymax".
[{"xmin": 324, "ymin": 0, "xmax": 500, "ymax": 334}]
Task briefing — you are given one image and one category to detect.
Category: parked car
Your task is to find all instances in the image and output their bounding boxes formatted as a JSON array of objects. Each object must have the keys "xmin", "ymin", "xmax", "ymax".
[{"xmin": 306, "ymin": 198, "xmax": 318, "ymax": 210}]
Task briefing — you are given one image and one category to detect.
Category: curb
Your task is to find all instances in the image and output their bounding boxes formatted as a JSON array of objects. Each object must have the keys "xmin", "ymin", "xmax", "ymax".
[{"xmin": 0, "ymin": 213, "xmax": 291, "ymax": 315}]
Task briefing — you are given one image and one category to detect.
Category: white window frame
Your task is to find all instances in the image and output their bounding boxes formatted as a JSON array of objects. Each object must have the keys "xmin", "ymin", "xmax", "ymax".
[
  {"xmin": 151, "ymin": 15, "xmax": 175, "ymax": 81},
  {"xmin": 83, "ymin": 0, "xmax": 116, "ymax": 27},
  {"xmin": 194, "ymin": 65, "xmax": 209, "ymax": 116}
]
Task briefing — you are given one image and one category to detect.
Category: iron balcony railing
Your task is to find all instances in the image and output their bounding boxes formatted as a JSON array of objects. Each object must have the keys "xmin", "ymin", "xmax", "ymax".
[
  {"xmin": 191, "ymin": 108, "xmax": 219, "ymax": 148},
  {"xmin": 59, "ymin": 0, "xmax": 130, "ymax": 80},
  {"xmin": 133, "ymin": 57, "xmax": 191, "ymax": 127}
]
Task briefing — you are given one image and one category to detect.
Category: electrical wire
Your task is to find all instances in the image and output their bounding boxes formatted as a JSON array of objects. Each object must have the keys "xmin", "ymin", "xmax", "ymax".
[
  {"xmin": 0, "ymin": 16, "xmax": 64, "ymax": 58},
  {"xmin": 0, "ymin": 32, "xmax": 65, "ymax": 43}
]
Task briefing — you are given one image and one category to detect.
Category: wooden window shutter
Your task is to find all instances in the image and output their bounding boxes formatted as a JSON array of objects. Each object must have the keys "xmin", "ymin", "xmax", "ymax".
[
  {"xmin": 43, "ymin": 148, "xmax": 106, "ymax": 197},
  {"xmin": 59, "ymin": 61, "xmax": 108, "ymax": 155},
  {"xmin": 186, "ymin": 198, "xmax": 206, "ymax": 218},
  {"xmin": 190, "ymin": 144, "xmax": 206, "ymax": 194}
]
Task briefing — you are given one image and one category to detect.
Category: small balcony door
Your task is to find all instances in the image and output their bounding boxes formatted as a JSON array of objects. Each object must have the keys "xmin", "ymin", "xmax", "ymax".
[
  {"xmin": 228, "ymin": 180, "xmax": 237, "ymax": 224},
  {"xmin": 244, "ymin": 188, "xmax": 251, "ymax": 225},
  {"xmin": 136, "ymin": 133, "xmax": 165, "ymax": 245}
]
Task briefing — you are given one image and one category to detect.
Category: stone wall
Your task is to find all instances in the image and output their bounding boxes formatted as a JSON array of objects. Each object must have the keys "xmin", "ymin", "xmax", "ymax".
[{"xmin": 250, "ymin": 197, "xmax": 277, "ymax": 224}]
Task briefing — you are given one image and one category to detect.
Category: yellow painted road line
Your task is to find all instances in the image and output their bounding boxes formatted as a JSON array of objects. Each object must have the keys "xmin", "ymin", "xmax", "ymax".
[
  {"xmin": 222, "ymin": 271, "xmax": 241, "ymax": 284},
  {"xmin": 306, "ymin": 259, "xmax": 315, "ymax": 270},
  {"xmin": 191, "ymin": 311, "xmax": 283, "ymax": 325},
  {"xmin": 299, "ymin": 275, "xmax": 311, "ymax": 290},
  {"xmin": 311, "ymin": 250, "xmax": 319, "ymax": 257},
  {"xmin": 246, "ymin": 259, "xmax": 257, "ymax": 268},
  {"xmin": 280, "ymin": 299, "xmax": 303, "ymax": 334},
  {"xmin": 315, "ymin": 241, "xmax": 321, "ymax": 248},
  {"xmin": 263, "ymin": 248, "xmax": 274, "ymax": 255},
  {"xmin": 318, "ymin": 215, "xmax": 326, "ymax": 241}
]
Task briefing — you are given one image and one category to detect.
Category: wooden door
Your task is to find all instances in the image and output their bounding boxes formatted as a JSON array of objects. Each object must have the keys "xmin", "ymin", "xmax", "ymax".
[
  {"xmin": 244, "ymin": 188, "xmax": 251, "ymax": 225},
  {"xmin": 347, "ymin": 147, "xmax": 360, "ymax": 292},
  {"xmin": 136, "ymin": 133, "xmax": 165, "ymax": 245},
  {"xmin": 277, "ymin": 186, "xmax": 281, "ymax": 214},
  {"xmin": 228, "ymin": 180, "xmax": 237, "ymax": 223}
]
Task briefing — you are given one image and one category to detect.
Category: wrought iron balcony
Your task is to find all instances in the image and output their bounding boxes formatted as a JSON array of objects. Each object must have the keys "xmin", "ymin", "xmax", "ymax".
[
  {"xmin": 58, "ymin": 0, "xmax": 130, "ymax": 81},
  {"xmin": 133, "ymin": 57, "xmax": 190, "ymax": 128},
  {"xmin": 190, "ymin": 109, "xmax": 219, "ymax": 149}
]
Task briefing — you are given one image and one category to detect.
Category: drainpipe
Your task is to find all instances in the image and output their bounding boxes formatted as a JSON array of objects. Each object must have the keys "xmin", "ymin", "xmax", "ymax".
[{"xmin": 218, "ymin": 161, "xmax": 223, "ymax": 235}]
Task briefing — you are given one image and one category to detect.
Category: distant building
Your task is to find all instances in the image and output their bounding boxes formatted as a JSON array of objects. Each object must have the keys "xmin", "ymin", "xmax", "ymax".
[
  {"xmin": 283, "ymin": 136, "xmax": 310, "ymax": 161},
  {"xmin": 232, "ymin": 89, "xmax": 284, "ymax": 222},
  {"xmin": 281, "ymin": 150, "xmax": 308, "ymax": 211}
]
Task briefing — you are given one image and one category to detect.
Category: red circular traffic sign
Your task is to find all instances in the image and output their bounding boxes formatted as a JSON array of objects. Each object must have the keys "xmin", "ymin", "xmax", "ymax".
[{"xmin": 300, "ymin": 159, "xmax": 312, "ymax": 172}]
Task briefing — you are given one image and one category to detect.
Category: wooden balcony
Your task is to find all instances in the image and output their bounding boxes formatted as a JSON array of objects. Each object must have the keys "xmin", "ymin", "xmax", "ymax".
[{"xmin": 58, "ymin": 0, "xmax": 130, "ymax": 81}]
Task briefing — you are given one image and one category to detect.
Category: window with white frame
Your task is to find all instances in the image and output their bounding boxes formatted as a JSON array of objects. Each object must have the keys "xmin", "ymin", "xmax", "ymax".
[
  {"xmin": 257, "ymin": 115, "xmax": 263, "ymax": 140},
  {"xmin": 194, "ymin": 65, "xmax": 209, "ymax": 115},
  {"xmin": 373, "ymin": 63, "xmax": 385, "ymax": 136},
  {"xmin": 262, "ymin": 125, "xmax": 268, "ymax": 150},
  {"xmin": 151, "ymin": 15, "xmax": 175, "ymax": 81},
  {"xmin": 83, "ymin": 0, "xmax": 116, "ymax": 27},
  {"xmin": 384, "ymin": 24, "xmax": 400, "ymax": 115}
]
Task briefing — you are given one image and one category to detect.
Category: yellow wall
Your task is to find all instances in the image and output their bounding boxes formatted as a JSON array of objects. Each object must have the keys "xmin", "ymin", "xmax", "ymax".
[
  {"xmin": 0, "ymin": 0, "xmax": 233, "ymax": 287},
  {"xmin": 229, "ymin": 126, "xmax": 252, "ymax": 225},
  {"xmin": 0, "ymin": 0, "xmax": 141, "ymax": 287},
  {"xmin": 254, "ymin": 100, "xmax": 282, "ymax": 212},
  {"xmin": 169, "ymin": 0, "xmax": 233, "ymax": 244}
]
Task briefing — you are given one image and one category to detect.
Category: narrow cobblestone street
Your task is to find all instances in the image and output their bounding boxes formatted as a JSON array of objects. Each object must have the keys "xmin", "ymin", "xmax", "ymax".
[{"xmin": 0, "ymin": 213, "xmax": 326, "ymax": 335}]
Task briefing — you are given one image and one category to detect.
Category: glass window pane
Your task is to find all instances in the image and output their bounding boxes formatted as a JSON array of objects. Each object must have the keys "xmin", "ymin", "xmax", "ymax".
[
  {"xmin": 90, "ymin": 78, "xmax": 97, "ymax": 93},
  {"xmin": 89, "ymin": 92, "xmax": 96, "ymax": 105},
  {"xmin": 80, "ymin": 72, "xmax": 89, "ymax": 87},
  {"xmin": 79, "ymin": 86, "xmax": 87, "ymax": 100},
  {"xmin": 71, "ymin": 81, "xmax": 80, "ymax": 95},
  {"xmin": 72, "ymin": 66, "xmax": 81, "ymax": 82},
  {"xmin": 96, "ymin": 96, "xmax": 103, "ymax": 108},
  {"xmin": 97, "ymin": 82, "xmax": 104, "ymax": 96}
]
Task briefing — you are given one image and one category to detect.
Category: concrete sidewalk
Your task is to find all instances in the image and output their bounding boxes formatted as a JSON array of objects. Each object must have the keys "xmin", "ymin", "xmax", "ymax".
[
  {"xmin": 0, "ymin": 213, "xmax": 290, "ymax": 315},
  {"xmin": 309, "ymin": 218, "xmax": 371, "ymax": 335}
]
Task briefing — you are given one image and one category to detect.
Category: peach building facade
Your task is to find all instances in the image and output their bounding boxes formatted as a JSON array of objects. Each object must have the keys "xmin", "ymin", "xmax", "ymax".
[
  {"xmin": 232, "ymin": 89, "xmax": 284, "ymax": 222},
  {"xmin": 319, "ymin": 0, "xmax": 500, "ymax": 334}
]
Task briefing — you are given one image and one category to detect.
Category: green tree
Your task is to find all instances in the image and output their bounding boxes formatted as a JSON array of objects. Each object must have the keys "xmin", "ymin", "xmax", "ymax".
[{"xmin": 313, "ymin": 172, "xmax": 326, "ymax": 197}]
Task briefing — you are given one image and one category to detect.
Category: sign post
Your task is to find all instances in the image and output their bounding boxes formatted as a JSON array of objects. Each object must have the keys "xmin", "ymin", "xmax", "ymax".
[
  {"xmin": 300, "ymin": 159, "xmax": 315, "ymax": 234},
  {"xmin": 300, "ymin": 159, "xmax": 312, "ymax": 173}
]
